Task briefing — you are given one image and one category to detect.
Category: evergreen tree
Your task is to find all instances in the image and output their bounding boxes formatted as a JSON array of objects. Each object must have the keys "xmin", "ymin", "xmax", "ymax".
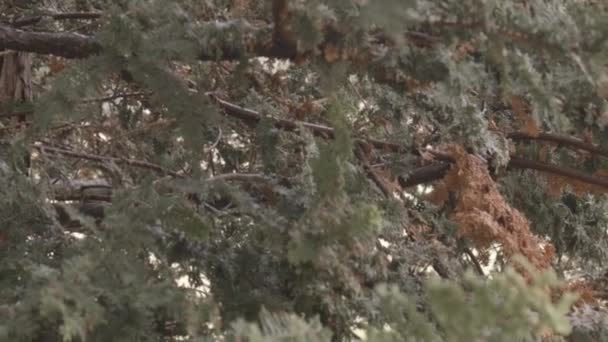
[{"xmin": 0, "ymin": 0, "xmax": 607, "ymax": 340}]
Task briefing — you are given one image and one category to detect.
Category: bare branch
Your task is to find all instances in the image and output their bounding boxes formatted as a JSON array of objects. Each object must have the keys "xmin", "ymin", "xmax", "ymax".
[{"xmin": 35, "ymin": 144, "xmax": 184, "ymax": 178}]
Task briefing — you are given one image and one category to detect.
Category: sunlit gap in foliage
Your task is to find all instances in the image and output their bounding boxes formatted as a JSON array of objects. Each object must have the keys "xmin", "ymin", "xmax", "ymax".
[
  {"xmin": 147, "ymin": 254, "xmax": 211, "ymax": 299},
  {"xmin": 256, "ymin": 57, "xmax": 291, "ymax": 74}
]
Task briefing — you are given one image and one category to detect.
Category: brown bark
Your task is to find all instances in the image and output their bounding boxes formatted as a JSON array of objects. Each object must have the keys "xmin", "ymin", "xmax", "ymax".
[
  {"xmin": 0, "ymin": 50, "xmax": 32, "ymax": 167},
  {"xmin": 0, "ymin": 22, "xmax": 277, "ymax": 60},
  {"xmin": 271, "ymin": 0, "xmax": 297, "ymax": 58},
  {"xmin": 507, "ymin": 131, "xmax": 608, "ymax": 158},
  {"xmin": 0, "ymin": 24, "xmax": 102, "ymax": 59},
  {"xmin": 0, "ymin": 50, "xmax": 32, "ymax": 103},
  {"xmin": 11, "ymin": 12, "xmax": 102, "ymax": 27}
]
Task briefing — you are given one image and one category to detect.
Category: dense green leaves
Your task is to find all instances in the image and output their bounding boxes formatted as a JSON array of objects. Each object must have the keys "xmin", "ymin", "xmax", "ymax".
[{"xmin": 2, "ymin": 0, "xmax": 608, "ymax": 341}]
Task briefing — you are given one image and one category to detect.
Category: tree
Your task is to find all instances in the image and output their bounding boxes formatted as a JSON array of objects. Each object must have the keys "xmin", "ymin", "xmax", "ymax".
[{"xmin": 1, "ymin": 0, "xmax": 607, "ymax": 340}]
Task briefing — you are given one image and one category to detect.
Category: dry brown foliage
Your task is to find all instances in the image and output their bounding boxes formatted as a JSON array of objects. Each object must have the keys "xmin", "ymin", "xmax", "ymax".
[
  {"xmin": 545, "ymin": 172, "xmax": 608, "ymax": 199},
  {"xmin": 430, "ymin": 145, "xmax": 554, "ymax": 269},
  {"xmin": 562, "ymin": 280, "xmax": 599, "ymax": 306},
  {"xmin": 510, "ymin": 95, "xmax": 540, "ymax": 137}
]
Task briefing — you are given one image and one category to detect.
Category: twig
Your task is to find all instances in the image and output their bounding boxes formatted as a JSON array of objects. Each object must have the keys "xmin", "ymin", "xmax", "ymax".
[
  {"xmin": 205, "ymin": 127, "xmax": 222, "ymax": 152},
  {"xmin": 207, "ymin": 173, "xmax": 267, "ymax": 183},
  {"xmin": 81, "ymin": 92, "xmax": 150, "ymax": 103},
  {"xmin": 35, "ymin": 143, "xmax": 184, "ymax": 178},
  {"xmin": 354, "ymin": 146, "xmax": 393, "ymax": 197},
  {"xmin": 464, "ymin": 247, "xmax": 484, "ymax": 276}
]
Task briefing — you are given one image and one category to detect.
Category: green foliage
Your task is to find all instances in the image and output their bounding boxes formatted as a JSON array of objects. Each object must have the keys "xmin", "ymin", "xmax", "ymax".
[
  {"xmin": 368, "ymin": 260, "xmax": 576, "ymax": 342},
  {"xmin": 229, "ymin": 308, "xmax": 333, "ymax": 342},
  {"xmin": 2, "ymin": 0, "xmax": 608, "ymax": 341}
]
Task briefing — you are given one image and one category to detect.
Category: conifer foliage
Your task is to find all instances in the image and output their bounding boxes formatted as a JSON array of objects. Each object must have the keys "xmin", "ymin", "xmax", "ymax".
[{"xmin": 1, "ymin": 0, "xmax": 608, "ymax": 341}]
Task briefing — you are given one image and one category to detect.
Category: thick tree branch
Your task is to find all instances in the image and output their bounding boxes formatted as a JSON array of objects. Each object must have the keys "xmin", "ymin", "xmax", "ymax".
[
  {"xmin": 51, "ymin": 178, "xmax": 112, "ymax": 201},
  {"xmin": 509, "ymin": 157, "xmax": 608, "ymax": 188},
  {"xmin": 10, "ymin": 12, "xmax": 103, "ymax": 27},
  {"xmin": 0, "ymin": 24, "xmax": 102, "ymax": 58},
  {"xmin": 398, "ymin": 163, "xmax": 452, "ymax": 188},
  {"xmin": 0, "ymin": 21, "xmax": 282, "ymax": 60},
  {"xmin": 398, "ymin": 157, "xmax": 608, "ymax": 190}
]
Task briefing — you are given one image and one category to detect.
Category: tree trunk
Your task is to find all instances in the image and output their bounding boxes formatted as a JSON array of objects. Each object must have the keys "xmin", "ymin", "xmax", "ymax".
[
  {"xmin": 0, "ymin": 51, "xmax": 32, "ymax": 103},
  {"xmin": 0, "ymin": 50, "xmax": 32, "ymax": 169}
]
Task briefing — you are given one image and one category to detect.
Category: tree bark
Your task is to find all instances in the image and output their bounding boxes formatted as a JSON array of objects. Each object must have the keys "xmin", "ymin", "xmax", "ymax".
[
  {"xmin": 0, "ymin": 22, "xmax": 277, "ymax": 60},
  {"xmin": 0, "ymin": 51, "xmax": 32, "ymax": 103},
  {"xmin": 0, "ymin": 50, "xmax": 32, "ymax": 168},
  {"xmin": 0, "ymin": 24, "xmax": 102, "ymax": 59}
]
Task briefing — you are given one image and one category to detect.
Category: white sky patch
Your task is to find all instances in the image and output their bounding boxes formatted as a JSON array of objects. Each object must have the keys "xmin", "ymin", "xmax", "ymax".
[
  {"xmin": 68, "ymin": 232, "xmax": 86, "ymax": 240},
  {"xmin": 357, "ymin": 100, "xmax": 367, "ymax": 111},
  {"xmin": 101, "ymin": 102, "xmax": 112, "ymax": 116},
  {"xmin": 97, "ymin": 132, "xmax": 110, "ymax": 141},
  {"xmin": 378, "ymin": 238, "xmax": 390, "ymax": 248}
]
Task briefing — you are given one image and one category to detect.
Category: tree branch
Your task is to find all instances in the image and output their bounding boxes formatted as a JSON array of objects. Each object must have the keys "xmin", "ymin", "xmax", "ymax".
[
  {"xmin": 507, "ymin": 131, "xmax": 608, "ymax": 158},
  {"xmin": 398, "ymin": 163, "xmax": 452, "ymax": 188},
  {"xmin": 81, "ymin": 91, "xmax": 150, "ymax": 103},
  {"xmin": 397, "ymin": 157, "xmax": 608, "ymax": 190},
  {"xmin": 50, "ymin": 178, "xmax": 112, "ymax": 201},
  {"xmin": 0, "ymin": 20, "xmax": 282, "ymax": 60},
  {"xmin": 0, "ymin": 24, "xmax": 102, "ymax": 58},
  {"xmin": 207, "ymin": 172, "xmax": 269, "ymax": 183},
  {"xmin": 211, "ymin": 96, "xmax": 608, "ymax": 190},
  {"xmin": 355, "ymin": 145, "xmax": 394, "ymax": 197},
  {"xmin": 210, "ymin": 94, "xmax": 403, "ymax": 152},
  {"xmin": 10, "ymin": 12, "xmax": 103, "ymax": 27},
  {"xmin": 35, "ymin": 144, "xmax": 184, "ymax": 178},
  {"xmin": 29, "ymin": 92, "xmax": 586, "ymax": 191},
  {"xmin": 509, "ymin": 157, "xmax": 608, "ymax": 188},
  {"xmin": 48, "ymin": 173, "xmax": 267, "ymax": 203}
]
